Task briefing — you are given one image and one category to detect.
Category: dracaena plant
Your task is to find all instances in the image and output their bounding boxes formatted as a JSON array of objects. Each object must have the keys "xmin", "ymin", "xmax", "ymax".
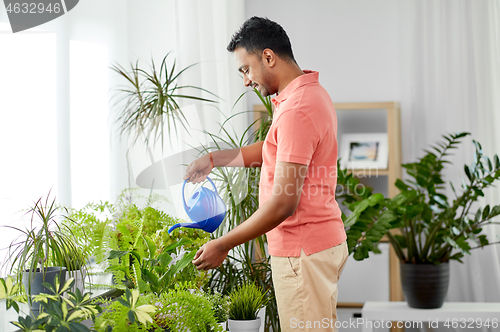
[
  {"xmin": 111, "ymin": 52, "xmax": 218, "ymax": 147},
  {"xmin": 2, "ymin": 193, "xmax": 88, "ymax": 294},
  {"xmin": 339, "ymin": 132, "xmax": 500, "ymax": 263}
]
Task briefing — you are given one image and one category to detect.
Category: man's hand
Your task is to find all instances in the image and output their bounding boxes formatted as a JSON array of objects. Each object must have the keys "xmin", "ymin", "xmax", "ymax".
[
  {"xmin": 184, "ymin": 154, "xmax": 212, "ymax": 183},
  {"xmin": 192, "ymin": 239, "xmax": 229, "ymax": 270}
]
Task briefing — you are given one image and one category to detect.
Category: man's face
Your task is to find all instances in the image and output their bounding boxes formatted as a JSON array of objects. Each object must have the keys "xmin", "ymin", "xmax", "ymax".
[{"xmin": 234, "ymin": 47, "xmax": 276, "ymax": 97}]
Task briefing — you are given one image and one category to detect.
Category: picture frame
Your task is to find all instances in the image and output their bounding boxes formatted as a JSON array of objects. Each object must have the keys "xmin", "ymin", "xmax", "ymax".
[{"xmin": 340, "ymin": 133, "xmax": 388, "ymax": 169}]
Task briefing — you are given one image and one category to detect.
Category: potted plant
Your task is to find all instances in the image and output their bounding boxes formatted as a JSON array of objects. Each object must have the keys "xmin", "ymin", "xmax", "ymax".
[
  {"xmin": 339, "ymin": 132, "xmax": 500, "ymax": 308},
  {"xmin": 3, "ymin": 193, "xmax": 88, "ymax": 314},
  {"xmin": 205, "ymin": 291, "xmax": 230, "ymax": 331},
  {"xmin": 227, "ymin": 283, "xmax": 269, "ymax": 332},
  {"xmin": 0, "ymin": 275, "xmax": 101, "ymax": 332}
]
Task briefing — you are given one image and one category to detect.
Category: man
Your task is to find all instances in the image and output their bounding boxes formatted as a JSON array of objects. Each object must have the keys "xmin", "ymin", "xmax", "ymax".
[{"xmin": 184, "ymin": 17, "xmax": 347, "ymax": 331}]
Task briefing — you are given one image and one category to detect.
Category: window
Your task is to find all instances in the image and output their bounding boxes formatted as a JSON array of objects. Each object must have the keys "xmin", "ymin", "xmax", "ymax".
[{"xmin": 70, "ymin": 40, "xmax": 110, "ymax": 209}]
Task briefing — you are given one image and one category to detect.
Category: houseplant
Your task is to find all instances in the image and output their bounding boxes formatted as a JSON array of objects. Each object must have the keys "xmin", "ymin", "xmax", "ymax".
[
  {"xmin": 3, "ymin": 193, "xmax": 88, "ymax": 313},
  {"xmin": 1, "ymin": 276, "xmax": 101, "ymax": 332},
  {"xmin": 339, "ymin": 132, "xmax": 500, "ymax": 308},
  {"xmin": 111, "ymin": 52, "xmax": 218, "ymax": 148},
  {"xmin": 205, "ymin": 290, "xmax": 230, "ymax": 330},
  {"xmin": 227, "ymin": 283, "xmax": 269, "ymax": 332},
  {"xmin": 66, "ymin": 191, "xmax": 209, "ymax": 292},
  {"xmin": 94, "ymin": 283, "xmax": 221, "ymax": 332}
]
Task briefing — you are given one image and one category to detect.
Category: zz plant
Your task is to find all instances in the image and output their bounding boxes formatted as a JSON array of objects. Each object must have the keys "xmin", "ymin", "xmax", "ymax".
[{"xmin": 339, "ymin": 132, "xmax": 500, "ymax": 263}]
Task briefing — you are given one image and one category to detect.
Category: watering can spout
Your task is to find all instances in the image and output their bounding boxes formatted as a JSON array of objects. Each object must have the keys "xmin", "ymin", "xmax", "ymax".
[{"xmin": 168, "ymin": 177, "xmax": 226, "ymax": 234}]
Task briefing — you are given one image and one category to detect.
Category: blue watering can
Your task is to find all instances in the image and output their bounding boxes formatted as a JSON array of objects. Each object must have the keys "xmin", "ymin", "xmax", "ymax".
[{"xmin": 168, "ymin": 177, "xmax": 226, "ymax": 234}]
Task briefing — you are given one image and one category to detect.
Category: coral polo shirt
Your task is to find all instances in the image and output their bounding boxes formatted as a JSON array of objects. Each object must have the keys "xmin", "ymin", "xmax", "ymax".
[{"xmin": 260, "ymin": 70, "xmax": 346, "ymax": 257}]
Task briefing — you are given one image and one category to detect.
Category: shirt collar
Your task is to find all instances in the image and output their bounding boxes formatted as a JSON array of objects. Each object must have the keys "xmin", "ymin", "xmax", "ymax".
[{"xmin": 272, "ymin": 70, "xmax": 319, "ymax": 107}]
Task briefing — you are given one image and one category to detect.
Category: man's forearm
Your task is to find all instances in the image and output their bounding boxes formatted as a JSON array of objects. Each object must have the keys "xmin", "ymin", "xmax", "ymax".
[
  {"xmin": 216, "ymin": 196, "xmax": 292, "ymax": 251},
  {"xmin": 211, "ymin": 141, "xmax": 263, "ymax": 167}
]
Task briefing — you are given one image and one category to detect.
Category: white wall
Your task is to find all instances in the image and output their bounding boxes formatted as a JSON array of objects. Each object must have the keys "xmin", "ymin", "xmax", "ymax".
[{"xmin": 245, "ymin": 0, "xmax": 401, "ymax": 106}]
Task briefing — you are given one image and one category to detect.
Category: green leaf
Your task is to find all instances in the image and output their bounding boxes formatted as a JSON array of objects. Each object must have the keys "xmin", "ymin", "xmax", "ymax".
[
  {"xmin": 158, "ymin": 252, "xmax": 173, "ymax": 268},
  {"xmin": 464, "ymin": 165, "xmax": 472, "ymax": 181},
  {"xmin": 367, "ymin": 193, "xmax": 385, "ymax": 206},
  {"xmin": 365, "ymin": 228, "xmax": 384, "ymax": 242},
  {"xmin": 353, "ymin": 246, "xmax": 369, "ymax": 261},
  {"xmin": 163, "ymin": 238, "xmax": 192, "ymax": 253},
  {"xmin": 361, "ymin": 239, "xmax": 381, "ymax": 254},
  {"xmin": 395, "ymin": 179, "xmax": 410, "ymax": 191},
  {"xmin": 489, "ymin": 205, "xmax": 500, "ymax": 218},
  {"xmin": 117, "ymin": 298, "xmax": 130, "ymax": 308},
  {"xmin": 475, "ymin": 208, "xmax": 483, "ymax": 222},
  {"xmin": 487, "ymin": 158, "xmax": 493, "ymax": 172},
  {"xmin": 482, "ymin": 205, "xmax": 490, "ymax": 220},
  {"xmin": 473, "ymin": 187, "xmax": 485, "ymax": 197},
  {"xmin": 140, "ymin": 269, "xmax": 159, "ymax": 288},
  {"xmin": 128, "ymin": 310, "xmax": 136, "ymax": 324},
  {"xmin": 478, "ymin": 235, "xmax": 489, "ymax": 247},
  {"xmin": 143, "ymin": 235, "xmax": 156, "ymax": 259},
  {"xmin": 108, "ymin": 250, "xmax": 129, "ymax": 260},
  {"xmin": 433, "ymin": 195, "xmax": 449, "ymax": 208},
  {"xmin": 343, "ymin": 212, "xmax": 360, "ymax": 228}
]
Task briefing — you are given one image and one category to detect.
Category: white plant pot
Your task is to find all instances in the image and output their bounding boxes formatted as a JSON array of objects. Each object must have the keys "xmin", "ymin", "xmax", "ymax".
[
  {"xmin": 219, "ymin": 321, "xmax": 228, "ymax": 331},
  {"xmin": 228, "ymin": 317, "xmax": 261, "ymax": 332},
  {"xmin": 67, "ymin": 269, "xmax": 86, "ymax": 294}
]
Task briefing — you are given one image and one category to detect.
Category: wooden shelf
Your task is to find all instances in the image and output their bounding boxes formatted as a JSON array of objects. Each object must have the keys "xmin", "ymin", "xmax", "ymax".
[
  {"xmin": 337, "ymin": 302, "xmax": 364, "ymax": 309},
  {"xmin": 348, "ymin": 168, "xmax": 390, "ymax": 176},
  {"xmin": 334, "ymin": 102, "xmax": 404, "ymax": 310}
]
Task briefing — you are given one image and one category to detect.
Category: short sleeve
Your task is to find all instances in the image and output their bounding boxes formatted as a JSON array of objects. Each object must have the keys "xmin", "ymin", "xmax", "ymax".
[{"xmin": 275, "ymin": 110, "xmax": 319, "ymax": 165}]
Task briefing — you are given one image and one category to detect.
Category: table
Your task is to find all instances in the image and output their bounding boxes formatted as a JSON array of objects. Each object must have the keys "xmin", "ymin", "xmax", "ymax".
[{"xmin": 360, "ymin": 301, "xmax": 500, "ymax": 332}]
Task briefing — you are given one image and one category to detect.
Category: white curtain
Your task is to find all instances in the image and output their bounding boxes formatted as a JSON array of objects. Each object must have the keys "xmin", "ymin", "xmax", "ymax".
[
  {"xmin": 129, "ymin": 0, "xmax": 247, "ymax": 218},
  {"xmin": 173, "ymin": 0, "xmax": 247, "ymax": 136},
  {"xmin": 399, "ymin": 0, "xmax": 500, "ymax": 308}
]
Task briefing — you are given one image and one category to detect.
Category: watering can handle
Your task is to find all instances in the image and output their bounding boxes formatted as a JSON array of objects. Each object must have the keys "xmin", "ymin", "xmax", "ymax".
[
  {"xmin": 182, "ymin": 179, "xmax": 188, "ymax": 212},
  {"xmin": 182, "ymin": 176, "xmax": 218, "ymax": 212},
  {"xmin": 206, "ymin": 177, "xmax": 218, "ymax": 194}
]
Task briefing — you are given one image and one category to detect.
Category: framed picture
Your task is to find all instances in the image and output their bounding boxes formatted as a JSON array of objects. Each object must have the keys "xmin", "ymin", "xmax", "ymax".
[{"xmin": 340, "ymin": 133, "xmax": 388, "ymax": 169}]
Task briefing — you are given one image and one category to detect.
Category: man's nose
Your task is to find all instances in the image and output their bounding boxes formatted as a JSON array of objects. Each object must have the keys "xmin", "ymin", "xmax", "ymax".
[{"xmin": 243, "ymin": 76, "xmax": 252, "ymax": 87}]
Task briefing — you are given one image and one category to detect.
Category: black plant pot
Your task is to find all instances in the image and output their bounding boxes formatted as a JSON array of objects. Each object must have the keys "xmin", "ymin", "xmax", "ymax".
[
  {"xmin": 400, "ymin": 262, "xmax": 449, "ymax": 309},
  {"xmin": 23, "ymin": 267, "xmax": 67, "ymax": 315}
]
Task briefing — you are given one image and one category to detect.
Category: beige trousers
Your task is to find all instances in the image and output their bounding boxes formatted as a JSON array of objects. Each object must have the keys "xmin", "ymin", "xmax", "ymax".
[{"xmin": 270, "ymin": 241, "xmax": 348, "ymax": 332}]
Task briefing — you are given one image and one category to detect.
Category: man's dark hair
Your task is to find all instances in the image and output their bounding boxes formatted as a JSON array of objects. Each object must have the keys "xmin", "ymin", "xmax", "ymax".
[{"xmin": 227, "ymin": 16, "xmax": 296, "ymax": 62}]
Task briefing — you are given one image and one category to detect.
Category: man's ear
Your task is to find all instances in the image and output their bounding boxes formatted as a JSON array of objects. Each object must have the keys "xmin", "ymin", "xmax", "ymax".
[{"xmin": 262, "ymin": 49, "xmax": 276, "ymax": 68}]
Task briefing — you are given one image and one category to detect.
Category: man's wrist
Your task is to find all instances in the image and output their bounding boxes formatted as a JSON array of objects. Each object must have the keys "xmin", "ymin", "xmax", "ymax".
[
  {"xmin": 209, "ymin": 152, "xmax": 214, "ymax": 168},
  {"xmin": 215, "ymin": 235, "xmax": 233, "ymax": 252}
]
